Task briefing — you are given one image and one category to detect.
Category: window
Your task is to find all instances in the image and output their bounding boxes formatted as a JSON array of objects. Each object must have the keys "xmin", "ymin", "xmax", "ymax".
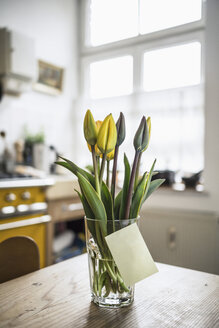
[
  {"xmin": 90, "ymin": 0, "xmax": 138, "ymax": 46},
  {"xmin": 140, "ymin": 0, "xmax": 202, "ymax": 35},
  {"xmin": 143, "ymin": 42, "xmax": 201, "ymax": 91},
  {"xmin": 86, "ymin": 0, "xmax": 203, "ymax": 47},
  {"xmin": 79, "ymin": 0, "xmax": 205, "ymax": 175},
  {"xmin": 90, "ymin": 56, "xmax": 133, "ymax": 98}
]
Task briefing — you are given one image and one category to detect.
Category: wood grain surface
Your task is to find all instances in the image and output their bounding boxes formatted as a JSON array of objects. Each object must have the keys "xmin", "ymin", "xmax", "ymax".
[{"xmin": 0, "ymin": 254, "xmax": 218, "ymax": 328}]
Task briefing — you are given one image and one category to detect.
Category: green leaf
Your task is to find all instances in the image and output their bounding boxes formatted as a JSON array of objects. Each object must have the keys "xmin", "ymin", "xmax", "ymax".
[
  {"xmin": 143, "ymin": 178, "xmax": 165, "ymax": 203},
  {"xmin": 75, "ymin": 189, "xmax": 97, "ymax": 242},
  {"xmin": 77, "ymin": 172, "xmax": 107, "ymax": 235},
  {"xmin": 56, "ymin": 156, "xmax": 93, "ymax": 183},
  {"xmin": 119, "ymin": 153, "xmax": 131, "ymax": 219},
  {"xmin": 114, "ymin": 190, "xmax": 122, "ymax": 218},
  {"xmin": 140, "ymin": 159, "xmax": 157, "ymax": 206},
  {"xmin": 101, "ymin": 182, "xmax": 114, "ymax": 220},
  {"xmin": 129, "ymin": 172, "xmax": 147, "ymax": 219},
  {"xmin": 74, "ymin": 189, "xmax": 94, "ymax": 219}
]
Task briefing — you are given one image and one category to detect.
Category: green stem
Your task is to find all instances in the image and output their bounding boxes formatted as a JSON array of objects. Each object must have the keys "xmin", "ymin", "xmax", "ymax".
[
  {"xmin": 106, "ymin": 160, "xmax": 110, "ymax": 188},
  {"xmin": 134, "ymin": 152, "xmax": 142, "ymax": 190},
  {"xmin": 117, "ymin": 272, "xmax": 129, "ymax": 292},
  {"xmin": 104, "ymin": 261, "xmax": 117, "ymax": 284},
  {"xmin": 111, "ymin": 144, "xmax": 119, "ymax": 203},
  {"xmin": 99, "ymin": 153, "xmax": 107, "ymax": 188},
  {"xmin": 91, "ymin": 146, "xmax": 100, "ymax": 197},
  {"xmin": 124, "ymin": 150, "xmax": 140, "ymax": 219},
  {"xmin": 97, "ymin": 156, "xmax": 100, "ymax": 175}
]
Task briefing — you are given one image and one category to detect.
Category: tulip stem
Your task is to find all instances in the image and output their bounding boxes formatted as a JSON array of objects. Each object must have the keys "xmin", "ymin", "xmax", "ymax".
[
  {"xmin": 106, "ymin": 160, "xmax": 110, "ymax": 188},
  {"xmin": 91, "ymin": 146, "xmax": 101, "ymax": 197},
  {"xmin": 124, "ymin": 150, "xmax": 140, "ymax": 219},
  {"xmin": 97, "ymin": 156, "xmax": 100, "ymax": 175},
  {"xmin": 99, "ymin": 153, "xmax": 107, "ymax": 188},
  {"xmin": 111, "ymin": 144, "xmax": 119, "ymax": 203},
  {"xmin": 134, "ymin": 152, "xmax": 142, "ymax": 190}
]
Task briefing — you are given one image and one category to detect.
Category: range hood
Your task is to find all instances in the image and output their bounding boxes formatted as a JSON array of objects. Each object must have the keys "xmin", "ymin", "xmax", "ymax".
[{"xmin": 0, "ymin": 28, "xmax": 36, "ymax": 98}]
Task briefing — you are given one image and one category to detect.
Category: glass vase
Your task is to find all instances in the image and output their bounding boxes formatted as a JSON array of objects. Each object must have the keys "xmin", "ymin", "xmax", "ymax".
[{"xmin": 84, "ymin": 217, "xmax": 139, "ymax": 308}]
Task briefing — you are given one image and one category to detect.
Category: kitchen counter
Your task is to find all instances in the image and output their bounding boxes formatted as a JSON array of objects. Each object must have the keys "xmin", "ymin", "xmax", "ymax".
[
  {"xmin": 0, "ymin": 254, "xmax": 218, "ymax": 328},
  {"xmin": 45, "ymin": 174, "xmax": 79, "ymax": 200},
  {"xmin": 0, "ymin": 177, "xmax": 54, "ymax": 189}
]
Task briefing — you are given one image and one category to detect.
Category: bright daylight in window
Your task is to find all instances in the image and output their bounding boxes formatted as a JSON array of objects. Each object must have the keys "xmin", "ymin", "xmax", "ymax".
[{"xmin": 79, "ymin": 0, "xmax": 204, "ymax": 178}]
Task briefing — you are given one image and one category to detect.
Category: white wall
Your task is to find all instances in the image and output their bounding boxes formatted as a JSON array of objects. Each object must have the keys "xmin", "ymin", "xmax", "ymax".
[{"xmin": 0, "ymin": 0, "xmax": 78, "ymax": 159}]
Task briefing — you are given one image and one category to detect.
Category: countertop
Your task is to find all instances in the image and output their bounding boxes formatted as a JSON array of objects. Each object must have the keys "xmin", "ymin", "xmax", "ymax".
[
  {"xmin": 0, "ymin": 174, "xmax": 75, "ymax": 190},
  {"xmin": 0, "ymin": 254, "xmax": 218, "ymax": 328},
  {"xmin": 0, "ymin": 177, "xmax": 54, "ymax": 189}
]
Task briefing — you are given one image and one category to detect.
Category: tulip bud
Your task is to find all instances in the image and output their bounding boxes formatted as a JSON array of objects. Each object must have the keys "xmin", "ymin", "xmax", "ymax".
[
  {"xmin": 97, "ymin": 114, "xmax": 117, "ymax": 154},
  {"xmin": 116, "ymin": 112, "xmax": 126, "ymax": 146},
  {"xmin": 87, "ymin": 120, "xmax": 102, "ymax": 156},
  {"xmin": 133, "ymin": 116, "xmax": 149, "ymax": 152},
  {"xmin": 106, "ymin": 148, "xmax": 115, "ymax": 161},
  {"xmin": 141, "ymin": 117, "xmax": 151, "ymax": 152},
  {"xmin": 83, "ymin": 110, "xmax": 97, "ymax": 146}
]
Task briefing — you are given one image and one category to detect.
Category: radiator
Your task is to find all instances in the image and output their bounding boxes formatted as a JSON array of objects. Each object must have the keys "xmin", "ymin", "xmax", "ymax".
[{"xmin": 140, "ymin": 208, "xmax": 219, "ymax": 274}]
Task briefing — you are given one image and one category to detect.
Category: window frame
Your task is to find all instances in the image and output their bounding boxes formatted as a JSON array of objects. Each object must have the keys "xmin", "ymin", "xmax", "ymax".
[{"xmin": 79, "ymin": 0, "xmax": 206, "ymax": 57}]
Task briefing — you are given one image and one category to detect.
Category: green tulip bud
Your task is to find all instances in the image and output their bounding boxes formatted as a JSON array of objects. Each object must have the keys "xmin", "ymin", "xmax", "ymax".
[
  {"xmin": 97, "ymin": 114, "xmax": 117, "ymax": 154},
  {"xmin": 116, "ymin": 112, "xmax": 126, "ymax": 146},
  {"xmin": 142, "ymin": 117, "xmax": 151, "ymax": 152},
  {"xmin": 133, "ymin": 116, "xmax": 149, "ymax": 152},
  {"xmin": 83, "ymin": 109, "xmax": 98, "ymax": 146}
]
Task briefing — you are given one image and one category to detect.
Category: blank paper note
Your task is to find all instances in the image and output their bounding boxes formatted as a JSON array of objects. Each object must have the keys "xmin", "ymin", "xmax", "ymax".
[{"xmin": 105, "ymin": 223, "xmax": 158, "ymax": 286}]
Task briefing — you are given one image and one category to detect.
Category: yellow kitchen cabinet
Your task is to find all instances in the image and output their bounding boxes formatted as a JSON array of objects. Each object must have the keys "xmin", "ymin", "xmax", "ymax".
[
  {"xmin": 0, "ymin": 185, "xmax": 51, "ymax": 268},
  {"xmin": 0, "ymin": 214, "xmax": 48, "ymax": 268}
]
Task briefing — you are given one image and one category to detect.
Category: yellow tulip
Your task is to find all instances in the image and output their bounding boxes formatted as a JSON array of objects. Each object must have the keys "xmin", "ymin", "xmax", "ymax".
[
  {"xmin": 106, "ymin": 148, "xmax": 115, "ymax": 161},
  {"xmin": 97, "ymin": 114, "xmax": 117, "ymax": 154},
  {"xmin": 83, "ymin": 110, "xmax": 97, "ymax": 146},
  {"xmin": 87, "ymin": 120, "xmax": 102, "ymax": 156}
]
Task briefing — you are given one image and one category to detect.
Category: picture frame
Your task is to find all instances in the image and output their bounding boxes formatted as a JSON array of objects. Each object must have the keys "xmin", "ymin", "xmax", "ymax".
[{"xmin": 33, "ymin": 60, "xmax": 64, "ymax": 95}]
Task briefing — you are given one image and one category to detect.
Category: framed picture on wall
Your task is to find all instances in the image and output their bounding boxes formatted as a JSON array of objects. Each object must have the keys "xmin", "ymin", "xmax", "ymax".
[{"xmin": 33, "ymin": 60, "xmax": 64, "ymax": 95}]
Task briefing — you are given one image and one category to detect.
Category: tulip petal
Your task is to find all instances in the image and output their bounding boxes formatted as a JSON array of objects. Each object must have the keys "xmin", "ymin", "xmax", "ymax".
[
  {"xmin": 97, "ymin": 114, "xmax": 117, "ymax": 154},
  {"xmin": 84, "ymin": 110, "xmax": 98, "ymax": 146}
]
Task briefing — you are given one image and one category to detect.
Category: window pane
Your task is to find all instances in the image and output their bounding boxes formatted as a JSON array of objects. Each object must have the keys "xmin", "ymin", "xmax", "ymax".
[
  {"xmin": 140, "ymin": 0, "xmax": 202, "ymax": 35},
  {"xmin": 90, "ymin": 56, "xmax": 133, "ymax": 98},
  {"xmin": 90, "ymin": 0, "xmax": 138, "ymax": 46},
  {"xmin": 143, "ymin": 42, "xmax": 201, "ymax": 91}
]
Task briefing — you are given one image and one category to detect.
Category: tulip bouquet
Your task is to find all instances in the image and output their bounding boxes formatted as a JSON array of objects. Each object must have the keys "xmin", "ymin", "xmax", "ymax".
[{"xmin": 56, "ymin": 110, "xmax": 164, "ymax": 308}]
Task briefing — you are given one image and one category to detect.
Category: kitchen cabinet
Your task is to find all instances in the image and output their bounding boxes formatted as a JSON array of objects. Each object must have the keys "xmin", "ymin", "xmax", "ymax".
[
  {"xmin": 140, "ymin": 207, "xmax": 219, "ymax": 274},
  {"xmin": 0, "ymin": 179, "xmax": 53, "ymax": 268}
]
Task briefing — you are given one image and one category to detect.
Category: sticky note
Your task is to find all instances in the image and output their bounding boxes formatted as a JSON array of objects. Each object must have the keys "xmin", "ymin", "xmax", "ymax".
[{"xmin": 105, "ymin": 223, "xmax": 158, "ymax": 286}]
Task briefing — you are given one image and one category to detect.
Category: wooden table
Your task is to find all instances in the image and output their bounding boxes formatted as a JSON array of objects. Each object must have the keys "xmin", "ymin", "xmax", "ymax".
[{"xmin": 0, "ymin": 254, "xmax": 218, "ymax": 328}]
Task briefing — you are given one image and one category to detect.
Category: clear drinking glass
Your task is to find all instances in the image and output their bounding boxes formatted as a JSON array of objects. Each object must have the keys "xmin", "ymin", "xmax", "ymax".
[{"xmin": 84, "ymin": 217, "xmax": 139, "ymax": 308}]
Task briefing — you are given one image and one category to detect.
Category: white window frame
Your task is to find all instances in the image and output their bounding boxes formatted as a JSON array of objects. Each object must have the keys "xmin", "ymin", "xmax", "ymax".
[{"xmin": 79, "ymin": 0, "xmax": 205, "ymax": 99}]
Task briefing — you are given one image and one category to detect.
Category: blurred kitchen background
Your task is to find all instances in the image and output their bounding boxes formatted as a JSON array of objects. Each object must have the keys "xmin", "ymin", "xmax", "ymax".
[{"xmin": 0, "ymin": 0, "xmax": 218, "ymax": 274}]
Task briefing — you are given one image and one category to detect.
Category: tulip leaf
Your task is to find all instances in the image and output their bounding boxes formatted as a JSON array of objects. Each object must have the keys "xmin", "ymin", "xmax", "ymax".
[
  {"xmin": 58, "ymin": 157, "xmax": 114, "ymax": 220},
  {"xmin": 101, "ymin": 182, "xmax": 114, "ymax": 220},
  {"xmin": 77, "ymin": 172, "xmax": 107, "ymax": 235},
  {"xmin": 56, "ymin": 156, "xmax": 93, "ymax": 182},
  {"xmin": 140, "ymin": 159, "xmax": 157, "ymax": 207},
  {"xmin": 119, "ymin": 154, "xmax": 131, "ymax": 219},
  {"xmin": 142, "ymin": 178, "xmax": 165, "ymax": 204},
  {"xmin": 74, "ymin": 189, "xmax": 97, "ymax": 241},
  {"xmin": 114, "ymin": 190, "xmax": 122, "ymax": 218},
  {"xmin": 129, "ymin": 172, "xmax": 147, "ymax": 219},
  {"xmin": 74, "ymin": 189, "xmax": 94, "ymax": 219}
]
